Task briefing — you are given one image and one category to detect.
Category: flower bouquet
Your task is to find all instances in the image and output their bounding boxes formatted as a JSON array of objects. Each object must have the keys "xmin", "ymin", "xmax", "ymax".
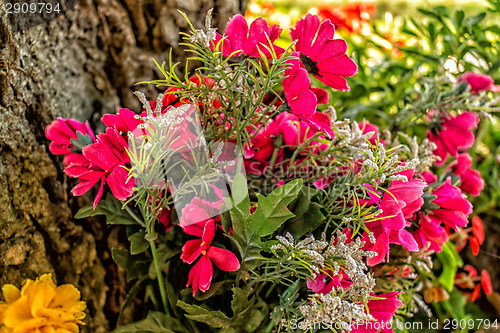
[{"xmin": 2, "ymin": 5, "xmax": 499, "ymax": 333}]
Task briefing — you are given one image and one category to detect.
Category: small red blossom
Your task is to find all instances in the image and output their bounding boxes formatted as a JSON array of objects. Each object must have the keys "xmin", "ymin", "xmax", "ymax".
[
  {"xmin": 181, "ymin": 219, "xmax": 240, "ymax": 296},
  {"xmin": 481, "ymin": 270, "xmax": 493, "ymax": 295},
  {"xmin": 317, "ymin": 2, "xmax": 376, "ymax": 34},
  {"xmin": 291, "ymin": 14, "xmax": 358, "ymax": 91}
]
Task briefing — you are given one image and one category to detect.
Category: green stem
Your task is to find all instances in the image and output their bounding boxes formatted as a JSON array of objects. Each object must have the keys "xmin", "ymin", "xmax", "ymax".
[
  {"xmin": 149, "ymin": 236, "xmax": 170, "ymax": 316},
  {"xmin": 264, "ymin": 319, "xmax": 275, "ymax": 333}
]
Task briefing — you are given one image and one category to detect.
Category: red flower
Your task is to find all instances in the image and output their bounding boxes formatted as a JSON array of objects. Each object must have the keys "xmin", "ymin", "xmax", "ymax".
[
  {"xmin": 45, "ymin": 118, "xmax": 96, "ymax": 166},
  {"xmin": 181, "ymin": 219, "xmax": 240, "ymax": 296},
  {"xmin": 447, "ymin": 153, "xmax": 484, "ymax": 196},
  {"xmin": 64, "ymin": 128, "xmax": 135, "ymax": 208},
  {"xmin": 213, "ymin": 15, "xmax": 284, "ymax": 58},
  {"xmin": 459, "ymin": 72, "xmax": 495, "ymax": 93},
  {"xmin": 290, "ymin": 14, "xmax": 358, "ymax": 91},
  {"xmin": 427, "ymin": 112, "xmax": 479, "ymax": 166},
  {"xmin": 317, "ymin": 2, "xmax": 377, "ymax": 34},
  {"xmin": 429, "ymin": 178, "xmax": 473, "ymax": 230}
]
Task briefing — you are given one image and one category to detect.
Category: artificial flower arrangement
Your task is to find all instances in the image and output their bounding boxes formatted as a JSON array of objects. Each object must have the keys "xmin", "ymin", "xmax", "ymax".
[{"xmin": 1, "ymin": 7, "xmax": 498, "ymax": 333}]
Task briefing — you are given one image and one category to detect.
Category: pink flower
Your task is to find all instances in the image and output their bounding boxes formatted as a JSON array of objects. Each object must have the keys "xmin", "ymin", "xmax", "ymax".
[
  {"xmin": 181, "ymin": 219, "xmax": 240, "ymax": 296},
  {"xmin": 306, "ymin": 271, "xmax": 351, "ymax": 295},
  {"xmin": 429, "ymin": 178, "xmax": 473, "ymax": 230},
  {"xmin": 364, "ymin": 168, "xmax": 426, "ymax": 266},
  {"xmin": 45, "ymin": 118, "xmax": 96, "ymax": 166},
  {"xmin": 459, "ymin": 72, "xmax": 495, "ymax": 93},
  {"xmin": 414, "ymin": 216, "xmax": 448, "ymax": 252},
  {"xmin": 351, "ymin": 292, "xmax": 403, "ymax": 333},
  {"xmin": 102, "ymin": 108, "xmax": 143, "ymax": 133},
  {"xmin": 213, "ymin": 15, "xmax": 284, "ymax": 58},
  {"xmin": 427, "ymin": 112, "xmax": 479, "ymax": 166},
  {"xmin": 282, "ymin": 53, "xmax": 335, "ymax": 138},
  {"xmin": 64, "ymin": 128, "xmax": 135, "ymax": 208},
  {"xmin": 447, "ymin": 153, "xmax": 484, "ymax": 196},
  {"xmin": 359, "ymin": 121, "xmax": 382, "ymax": 146},
  {"xmin": 283, "ymin": 52, "xmax": 318, "ymax": 119},
  {"xmin": 290, "ymin": 14, "xmax": 358, "ymax": 91}
]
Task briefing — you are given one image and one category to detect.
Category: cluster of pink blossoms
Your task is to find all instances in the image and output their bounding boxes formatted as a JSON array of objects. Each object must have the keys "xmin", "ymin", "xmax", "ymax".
[{"xmin": 44, "ymin": 11, "xmax": 497, "ymax": 331}]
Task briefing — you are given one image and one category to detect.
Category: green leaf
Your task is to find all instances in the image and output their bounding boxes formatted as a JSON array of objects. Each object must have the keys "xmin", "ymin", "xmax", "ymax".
[
  {"xmin": 230, "ymin": 288, "xmax": 264, "ymax": 332},
  {"xmin": 467, "ymin": 12, "xmax": 486, "ymax": 26},
  {"xmin": 177, "ymin": 300, "xmax": 232, "ymax": 328},
  {"xmin": 286, "ymin": 187, "xmax": 326, "ymax": 238},
  {"xmin": 114, "ymin": 311, "xmax": 188, "ymax": 333},
  {"xmin": 225, "ymin": 174, "xmax": 251, "ymax": 240},
  {"xmin": 112, "ymin": 248, "xmax": 150, "ymax": 282},
  {"xmin": 74, "ymin": 194, "xmax": 138, "ymax": 225},
  {"xmin": 248, "ymin": 179, "xmax": 303, "ymax": 237},
  {"xmin": 128, "ymin": 231, "xmax": 150, "ymax": 255}
]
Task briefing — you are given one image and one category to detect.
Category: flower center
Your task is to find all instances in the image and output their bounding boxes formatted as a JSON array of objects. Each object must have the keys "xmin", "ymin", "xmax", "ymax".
[{"xmin": 300, "ymin": 53, "xmax": 321, "ymax": 77}]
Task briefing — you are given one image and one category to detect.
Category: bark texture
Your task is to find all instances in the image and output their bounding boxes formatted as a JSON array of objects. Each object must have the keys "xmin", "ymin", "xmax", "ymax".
[{"xmin": 0, "ymin": 0, "xmax": 246, "ymax": 331}]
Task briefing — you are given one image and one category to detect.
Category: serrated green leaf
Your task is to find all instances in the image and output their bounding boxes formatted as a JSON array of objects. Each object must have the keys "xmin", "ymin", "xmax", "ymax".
[
  {"xmin": 114, "ymin": 311, "xmax": 188, "ymax": 333},
  {"xmin": 74, "ymin": 194, "xmax": 137, "ymax": 225},
  {"xmin": 177, "ymin": 300, "xmax": 232, "ymax": 328},
  {"xmin": 248, "ymin": 179, "xmax": 302, "ymax": 237}
]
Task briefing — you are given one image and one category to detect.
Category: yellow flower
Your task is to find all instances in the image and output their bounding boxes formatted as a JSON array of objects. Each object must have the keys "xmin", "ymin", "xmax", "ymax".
[{"xmin": 0, "ymin": 274, "xmax": 86, "ymax": 333}]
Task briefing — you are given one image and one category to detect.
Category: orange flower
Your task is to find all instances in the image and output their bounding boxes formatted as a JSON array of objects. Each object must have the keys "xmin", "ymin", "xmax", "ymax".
[{"xmin": 0, "ymin": 274, "xmax": 86, "ymax": 333}]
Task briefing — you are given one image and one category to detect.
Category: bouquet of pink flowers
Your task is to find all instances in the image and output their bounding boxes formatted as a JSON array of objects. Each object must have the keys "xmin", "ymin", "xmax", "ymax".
[{"xmin": 6, "ymin": 7, "xmax": 496, "ymax": 333}]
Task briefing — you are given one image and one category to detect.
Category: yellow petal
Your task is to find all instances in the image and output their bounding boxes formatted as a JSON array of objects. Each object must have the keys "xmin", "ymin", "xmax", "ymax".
[{"xmin": 1, "ymin": 285, "xmax": 20, "ymax": 304}]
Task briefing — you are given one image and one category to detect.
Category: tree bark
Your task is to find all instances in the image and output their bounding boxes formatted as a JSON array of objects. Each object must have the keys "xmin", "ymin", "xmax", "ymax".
[{"xmin": 0, "ymin": 0, "xmax": 247, "ymax": 331}]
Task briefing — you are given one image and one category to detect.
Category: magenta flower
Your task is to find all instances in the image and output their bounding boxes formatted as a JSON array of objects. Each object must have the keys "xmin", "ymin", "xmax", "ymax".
[
  {"xmin": 359, "ymin": 120, "xmax": 383, "ymax": 146},
  {"xmin": 459, "ymin": 72, "xmax": 495, "ymax": 93},
  {"xmin": 290, "ymin": 14, "xmax": 358, "ymax": 91},
  {"xmin": 351, "ymin": 292, "xmax": 403, "ymax": 333},
  {"xmin": 447, "ymin": 153, "xmax": 484, "ymax": 196},
  {"xmin": 283, "ymin": 52, "xmax": 318, "ymax": 119},
  {"xmin": 306, "ymin": 270, "xmax": 351, "ymax": 295},
  {"xmin": 429, "ymin": 178, "xmax": 473, "ymax": 230},
  {"xmin": 212, "ymin": 15, "xmax": 284, "ymax": 58},
  {"xmin": 427, "ymin": 112, "xmax": 479, "ymax": 166},
  {"xmin": 102, "ymin": 108, "xmax": 143, "ymax": 133},
  {"xmin": 45, "ymin": 117, "xmax": 96, "ymax": 166},
  {"xmin": 181, "ymin": 219, "xmax": 240, "ymax": 296},
  {"xmin": 414, "ymin": 215, "xmax": 448, "ymax": 252},
  {"xmin": 364, "ymin": 168, "xmax": 426, "ymax": 266},
  {"xmin": 64, "ymin": 128, "xmax": 135, "ymax": 208}
]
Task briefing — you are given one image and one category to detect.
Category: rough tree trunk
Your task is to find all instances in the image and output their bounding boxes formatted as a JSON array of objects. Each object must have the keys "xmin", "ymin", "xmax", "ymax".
[{"xmin": 0, "ymin": 0, "xmax": 246, "ymax": 331}]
